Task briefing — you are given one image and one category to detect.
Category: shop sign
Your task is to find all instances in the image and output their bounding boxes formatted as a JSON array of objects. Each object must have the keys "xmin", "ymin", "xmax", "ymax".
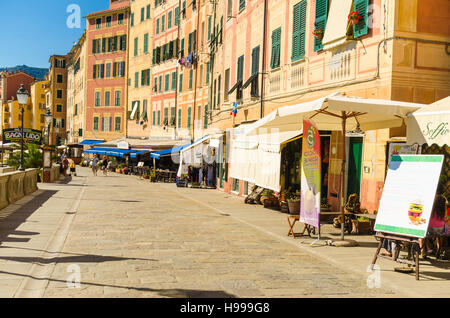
[
  {"xmin": 374, "ymin": 155, "xmax": 444, "ymax": 238},
  {"xmin": 422, "ymin": 122, "xmax": 449, "ymax": 141},
  {"xmin": 300, "ymin": 119, "xmax": 321, "ymax": 229},
  {"xmin": 387, "ymin": 143, "xmax": 419, "ymax": 166},
  {"xmin": 2, "ymin": 128, "xmax": 43, "ymax": 145}
]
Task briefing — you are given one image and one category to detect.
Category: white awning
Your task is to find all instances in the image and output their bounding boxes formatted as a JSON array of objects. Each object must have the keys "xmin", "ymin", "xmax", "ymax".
[
  {"xmin": 245, "ymin": 93, "xmax": 424, "ymax": 135},
  {"xmin": 407, "ymin": 96, "xmax": 450, "ymax": 146},
  {"xmin": 130, "ymin": 101, "xmax": 139, "ymax": 120},
  {"xmin": 322, "ymin": 0, "xmax": 353, "ymax": 50},
  {"xmin": 229, "ymin": 129, "xmax": 302, "ymax": 192}
]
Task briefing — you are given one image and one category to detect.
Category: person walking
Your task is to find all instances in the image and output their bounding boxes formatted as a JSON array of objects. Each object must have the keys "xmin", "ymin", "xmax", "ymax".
[
  {"xmin": 102, "ymin": 156, "xmax": 108, "ymax": 176},
  {"xmin": 91, "ymin": 155, "xmax": 99, "ymax": 176},
  {"xmin": 69, "ymin": 160, "xmax": 77, "ymax": 176},
  {"xmin": 62, "ymin": 157, "xmax": 69, "ymax": 177}
]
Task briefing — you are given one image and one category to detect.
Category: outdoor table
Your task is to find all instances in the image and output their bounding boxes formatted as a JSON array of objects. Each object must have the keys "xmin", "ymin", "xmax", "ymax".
[{"xmin": 354, "ymin": 213, "xmax": 377, "ymax": 235}]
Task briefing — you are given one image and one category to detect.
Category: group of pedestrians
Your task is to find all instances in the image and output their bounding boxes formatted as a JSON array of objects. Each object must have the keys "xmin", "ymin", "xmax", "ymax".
[
  {"xmin": 90, "ymin": 155, "xmax": 110, "ymax": 177},
  {"xmin": 60, "ymin": 154, "xmax": 77, "ymax": 177}
]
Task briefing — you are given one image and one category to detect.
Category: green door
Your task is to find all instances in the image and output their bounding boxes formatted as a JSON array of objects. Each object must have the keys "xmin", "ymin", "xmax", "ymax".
[{"xmin": 347, "ymin": 137, "xmax": 363, "ymax": 200}]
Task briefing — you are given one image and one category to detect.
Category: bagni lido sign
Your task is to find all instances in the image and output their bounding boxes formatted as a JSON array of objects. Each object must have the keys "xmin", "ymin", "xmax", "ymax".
[{"xmin": 2, "ymin": 128, "xmax": 43, "ymax": 145}]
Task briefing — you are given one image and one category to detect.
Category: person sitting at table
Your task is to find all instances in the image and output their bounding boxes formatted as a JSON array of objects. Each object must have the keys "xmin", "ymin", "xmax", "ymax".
[{"xmin": 419, "ymin": 194, "xmax": 447, "ymax": 258}]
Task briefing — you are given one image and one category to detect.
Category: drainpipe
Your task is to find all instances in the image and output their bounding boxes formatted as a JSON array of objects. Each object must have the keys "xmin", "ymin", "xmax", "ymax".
[
  {"xmin": 192, "ymin": 0, "xmax": 202, "ymax": 141},
  {"xmin": 174, "ymin": 0, "xmax": 182, "ymax": 141},
  {"xmin": 260, "ymin": 0, "xmax": 268, "ymax": 119}
]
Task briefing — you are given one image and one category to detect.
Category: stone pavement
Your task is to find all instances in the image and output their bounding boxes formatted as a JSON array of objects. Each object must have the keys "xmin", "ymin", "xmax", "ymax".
[{"xmin": 0, "ymin": 167, "xmax": 448, "ymax": 298}]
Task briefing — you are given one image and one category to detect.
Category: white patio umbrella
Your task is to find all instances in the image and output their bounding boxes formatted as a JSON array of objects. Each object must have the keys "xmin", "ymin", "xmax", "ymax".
[
  {"xmin": 407, "ymin": 96, "xmax": 450, "ymax": 147},
  {"xmin": 245, "ymin": 93, "xmax": 424, "ymax": 241}
]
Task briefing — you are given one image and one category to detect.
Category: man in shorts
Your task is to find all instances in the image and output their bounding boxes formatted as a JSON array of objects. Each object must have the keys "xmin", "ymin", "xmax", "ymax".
[{"xmin": 91, "ymin": 155, "xmax": 99, "ymax": 176}]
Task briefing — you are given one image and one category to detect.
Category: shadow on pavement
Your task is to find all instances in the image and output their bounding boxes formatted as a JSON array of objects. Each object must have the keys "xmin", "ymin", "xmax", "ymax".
[
  {"xmin": 0, "ymin": 269, "xmax": 237, "ymax": 298},
  {"xmin": 0, "ymin": 190, "xmax": 58, "ymax": 245}
]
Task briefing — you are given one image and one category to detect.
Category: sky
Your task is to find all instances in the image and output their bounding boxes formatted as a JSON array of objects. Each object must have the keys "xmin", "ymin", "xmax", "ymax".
[{"xmin": 0, "ymin": 0, "xmax": 110, "ymax": 69}]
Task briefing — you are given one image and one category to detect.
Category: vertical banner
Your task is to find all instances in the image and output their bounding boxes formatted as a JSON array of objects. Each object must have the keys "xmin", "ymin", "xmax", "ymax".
[{"xmin": 300, "ymin": 119, "xmax": 321, "ymax": 229}]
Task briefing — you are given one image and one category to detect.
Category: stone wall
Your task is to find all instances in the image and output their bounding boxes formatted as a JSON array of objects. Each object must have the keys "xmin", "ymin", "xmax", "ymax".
[{"xmin": 0, "ymin": 168, "xmax": 38, "ymax": 210}]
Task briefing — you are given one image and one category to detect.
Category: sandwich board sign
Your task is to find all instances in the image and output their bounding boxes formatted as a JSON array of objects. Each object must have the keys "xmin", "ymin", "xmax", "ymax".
[{"xmin": 374, "ymin": 155, "xmax": 444, "ymax": 238}]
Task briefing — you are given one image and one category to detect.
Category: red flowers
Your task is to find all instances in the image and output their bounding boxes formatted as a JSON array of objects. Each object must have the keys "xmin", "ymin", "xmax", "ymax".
[
  {"xmin": 312, "ymin": 29, "xmax": 324, "ymax": 40},
  {"xmin": 348, "ymin": 10, "xmax": 362, "ymax": 25}
]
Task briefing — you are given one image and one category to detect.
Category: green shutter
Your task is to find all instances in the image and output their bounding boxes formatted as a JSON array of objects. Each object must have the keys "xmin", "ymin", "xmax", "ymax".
[
  {"xmin": 144, "ymin": 33, "xmax": 148, "ymax": 53},
  {"xmin": 252, "ymin": 46, "xmax": 260, "ymax": 75},
  {"xmin": 178, "ymin": 109, "xmax": 182, "ymax": 128},
  {"xmin": 172, "ymin": 72, "xmax": 176, "ymax": 90},
  {"xmin": 156, "ymin": 18, "xmax": 159, "ymax": 34},
  {"xmin": 353, "ymin": 0, "xmax": 369, "ymax": 38},
  {"xmin": 314, "ymin": 0, "xmax": 328, "ymax": 51},
  {"xmin": 168, "ymin": 11, "xmax": 172, "ymax": 29},
  {"xmin": 204, "ymin": 105, "xmax": 208, "ymax": 129},
  {"xmin": 175, "ymin": 7, "xmax": 179, "ymax": 26},
  {"xmin": 292, "ymin": 0, "xmax": 307, "ymax": 62},
  {"xmin": 189, "ymin": 69, "xmax": 193, "ymax": 89},
  {"xmin": 179, "ymin": 73, "xmax": 183, "ymax": 92},
  {"xmin": 187, "ymin": 107, "xmax": 191, "ymax": 129},
  {"xmin": 270, "ymin": 28, "xmax": 281, "ymax": 69},
  {"xmin": 208, "ymin": 16, "xmax": 211, "ymax": 40},
  {"xmin": 134, "ymin": 37, "xmax": 138, "ymax": 56}
]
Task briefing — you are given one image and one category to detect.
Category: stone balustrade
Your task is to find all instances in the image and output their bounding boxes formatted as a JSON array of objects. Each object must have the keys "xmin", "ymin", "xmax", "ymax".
[{"xmin": 0, "ymin": 168, "xmax": 39, "ymax": 210}]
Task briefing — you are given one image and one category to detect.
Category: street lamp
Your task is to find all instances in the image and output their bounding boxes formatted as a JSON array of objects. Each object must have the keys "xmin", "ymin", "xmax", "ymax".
[
  {"xmin": 16, "ymin": 84, "xmax": 29, "ymax": 171},
  {"xmin": 44, "ymin": 108, "xmax": 53, "ymax": 145}
]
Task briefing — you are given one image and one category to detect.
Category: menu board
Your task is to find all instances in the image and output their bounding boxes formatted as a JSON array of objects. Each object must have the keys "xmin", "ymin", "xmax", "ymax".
[{"xmin": 374, "ymin": 155, "xmax": 444, "ymax": 238}]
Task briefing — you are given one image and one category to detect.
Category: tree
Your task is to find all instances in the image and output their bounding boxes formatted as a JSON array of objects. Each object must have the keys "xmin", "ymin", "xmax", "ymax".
[{"xmin": 7, "ymin": 144, "xmax": 43, "ymax": 170}]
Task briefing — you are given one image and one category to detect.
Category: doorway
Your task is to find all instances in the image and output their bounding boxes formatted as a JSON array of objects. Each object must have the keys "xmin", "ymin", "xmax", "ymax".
[{"xmin": 345, "ymin": 136, "xmax": 363, "ymax": 201}]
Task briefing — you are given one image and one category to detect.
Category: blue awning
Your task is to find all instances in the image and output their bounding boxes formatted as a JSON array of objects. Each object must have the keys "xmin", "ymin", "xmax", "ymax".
[
  {"xmin": 83, "ymin": 147, "xmax": 137, "ymax": 158},
  {"xmin": 130, "ymin": 150, "xmax": 150, "ymax": 159},
  {"xmin": 150, "ymin": 137, "xmax": 208, "ymax": 160},
  {"xmin": 79, "ymin": 139, "xmax": 105, "ymax": 146}
]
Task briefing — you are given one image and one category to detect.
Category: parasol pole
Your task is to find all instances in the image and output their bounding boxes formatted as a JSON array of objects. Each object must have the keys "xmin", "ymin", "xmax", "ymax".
[{"xmin": 340, "ymin": 112, "xmax": 347, "ymax": 241}]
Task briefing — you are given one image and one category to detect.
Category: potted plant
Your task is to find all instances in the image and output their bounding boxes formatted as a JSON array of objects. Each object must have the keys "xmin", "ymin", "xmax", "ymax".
[
  {"xmin": 312, "ymin": 29, "xmax": 324, "ymax": 40},
  {"xmin": 260, "ymin": 189, "xmax": 274, "ymax": 205},
  {"xmin": 348, "ymin": 10, "xmax": 362, "ymax": 26},
  {"xmin": 286, "ymin": 192, "xmax": 301, "ymax": 215}
]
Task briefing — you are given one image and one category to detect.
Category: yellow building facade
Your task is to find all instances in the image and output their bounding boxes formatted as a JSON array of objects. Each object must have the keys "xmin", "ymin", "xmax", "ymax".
[{"xmin": 30, "ymin": 80, "xmax": 49, "ymax": 133}]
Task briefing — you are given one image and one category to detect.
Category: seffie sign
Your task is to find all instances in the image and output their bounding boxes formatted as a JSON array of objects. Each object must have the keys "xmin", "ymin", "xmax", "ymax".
[{"xmin": 2, "ymin": 128, "xmax": 43, "ymax": 145}]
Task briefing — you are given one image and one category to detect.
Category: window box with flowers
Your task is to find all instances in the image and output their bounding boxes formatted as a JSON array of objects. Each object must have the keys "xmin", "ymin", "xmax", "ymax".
[
  {"xmin": 312, "ymin": 29, "xmax": 324, "ymax": 40},
  {"xmin": 347, "ymin": 10, "xmax": 362, "ymax": 30}
]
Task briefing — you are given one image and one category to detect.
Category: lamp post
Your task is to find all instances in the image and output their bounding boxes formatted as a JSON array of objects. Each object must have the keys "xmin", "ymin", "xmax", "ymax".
[
  {"xmin": 44, "ymin": 108, "xmax": 53, "ymax": 145},
  {"xmin": 16, "ymin": 84, "xmax": 29, "ymax": 171}
]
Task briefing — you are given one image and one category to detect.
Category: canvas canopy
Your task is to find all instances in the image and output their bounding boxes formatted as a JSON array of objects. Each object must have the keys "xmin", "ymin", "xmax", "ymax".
[
  {"xmin": 322, "ymin": 0, "xmax": 353, "ymax": 50},
  {"xmin": 229, "ymin": 128, "xmax": 302, "ymax": 192},
  {"xmin": 407, "ymin": 96, "xmax": 450, "ymax": 147},
  {"xmin": 244, "ymin": 93, "xmax": 423, "ymax": 135}
]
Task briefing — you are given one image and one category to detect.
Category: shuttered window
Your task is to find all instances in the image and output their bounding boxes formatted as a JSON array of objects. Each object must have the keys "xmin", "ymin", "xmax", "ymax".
[
  {"xmin": 270, "ymin": 28, "xmax": 281, "ymax": 69},
  {"xmin": 144, "ymin": 33, "xmax": 149, "ymax": 54},
  {"xmin": 187, "ymin": 107, "xmax": 192, "ymax": 130},
  {"xmin": 314, "ymin": 0, "xmax": 328, "ymax": 51},
  {"xmin": 178, "ymin": 109, "xmax": 182, "ymax": 128},
  {"xmin": 175, "ymin": 7, "xmax": 179, "ymax": 26},
  {"xmin": 353, "ymin": 0, "xmax": 369, "ymax": 38},
  {"xmin": 292, "ymin": 0, "xmax": 307, "ymax": 62}
]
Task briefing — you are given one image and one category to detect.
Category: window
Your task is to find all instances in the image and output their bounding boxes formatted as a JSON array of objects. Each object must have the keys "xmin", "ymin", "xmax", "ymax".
[
  {"xmin": 105, "ymin": 91, "xmax": 111, "ymax": 106},
  {"xmin": 118, "ymin": 13, "xmax": 124, "ymax": 25},
  {"xmin": 208, "ymin": 16, "xmax": 211, "ymax": 41},
  {"xmin": 153, "ymin": 110, "xmax": 156, "ymax": 125},
  {"xmin": 204, "ymin": 105, "xmax": 208, "ymax": 129},
  {"xmin": 178, "ymin": 109, "xmax": 182, "ymax": 128},
  {"xmin": 168, "ymin": 11, "xmax": 172, "ymax": 29},
  {"xmin": 115, "ymin": 117, "xmax": 121, "ymax": 131},
  {"xmin": 106, "ymin": 16, "xmax": 112, "ymax": 27},
  {"xmin": 157, "ymin": 110, "xmax": 161, "ymax": 126},
  {"xmin": 292, "ymin": 1, "xmax": 307, "ymax": 62},
  {"xmin": 141, "ymin": 7, "xmax": 145, "ymax": 22},
  {"xmin": 56, "ymin": 104, "xmax": 62, "ymax": 112},
  {"xmin": 156, "ymin": 18, "xmax": 160, "ymax": 34},
  {"xmin": 180, "ymin": 38, "xmax": 185, "ymax": 57},
  {"xmin": 57, "ymin": 74, "xmax": 63, "ymax": 83},
  {"xmin": 270, "ymin": 27, "xmax": 281, "ymax": 69},
  {"xmin": 146, "ymin": 4, "xmax": 151, "ymax": 19},
  {"xmin": 161, "ymin": 15, "xmax": 165, "ymax": 32},
  {"xmin": 224, "ymin": 68, "xmax": 230, "ymax": 101},
  {"xmin": 159, "ymin": 75, "xmax": 162, "ymax": 92},
  {"xmin": 353, "ymin": 0, "xmax": 369, "ymax": 38},
  {"xmin": 115, "ymin": 91, "xmax": 121, "ymax": 106},
  {"xmin": 206, "ymin": 62, "xmax": 210, "ymax": 84},
  {"xmin": 144, "ymin": 33, "xmax": 149, "ymax": 54},
  {"xmin": 57, "ymin": 90, "xmax": 63, "ymax": 99},
  {"xmin": 165, "ymin": 74, "xmax": 170, "ymax": 91},
  {"xmin": 142, "ymin": 100, "xmax": 148, "ymax": 121},
  {"xmin": 189, "ymin": 69, "xmax": 193, "ymax": 90},
  {"xmin": 249, "ymin": 46, "xmax": 260, "ymax": 96},
  {"xmin": 236, "ymin": 55, "xmax": 244, "ymax": 100},
  {"xmin": 134, "ymin": 37, "xmax": 139, "ymax": 56},
  {"xmin": 187, "ymin": 107, "xmax": 191, "ymax": 130},
  {"xmin": 154, "ymin": 77, "xmax": 158, "ymax": 92},
  {"xmin": 314, "ymin": 0, "xmax": 328, "ymax": 51},
  {"xmin": 106, "ymin": 63, "xmax": 111, "ymax": 78},
  {"xmin": 227, "ymin": 0, "xmax": 233, "ymax": 18},
  {"xmin": 131, "ymin": 13, "xmax": 134, "ymax": 27},
  {"xmin": 199, "ymin": 65, "xmax": 203, "ymax": 87},
  {"xmin": 95, "ymin": 92, "xmax": 101, "ymax": 106},
  {"xmin": 96, "ymin": 18, "xmax": 101, "ymax": 29},
  {"xmin": 179, "ymin": 73, "xmax": 183, "ymax": 92},
  {"xmin": 172, "ymin": 72, "xmax": 177, "ymax": 90},
  {"xmin": 170, "ymin": 107, "xmax": 176, "ymax": 126},
  {"xmin": 102, "ymin": 117, "xmax": 112, "ymax": 132},
  {"xmin": 239, "ymin": 0, "xmax": 246, "ymax": 11},
  {"xmin": 93, "ymin": 117, "xmax": 99, "ymax": 131},
  {"xmin": 175, "ymin": 7, "xmax": 179, "ymax": 26},
  {"xmin": 74, "ymin": 104, "xmax": 78, "ymax": 116},
  {"xmin": 232, "ymin": 178, "xmax": 240, "ymax": 192}
]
